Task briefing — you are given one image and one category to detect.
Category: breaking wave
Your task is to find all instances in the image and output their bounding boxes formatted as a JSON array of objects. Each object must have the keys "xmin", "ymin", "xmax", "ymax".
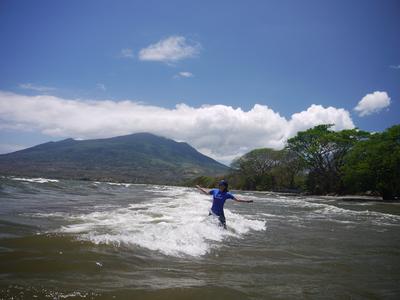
[{"xmin": 42, "ymin": 187, "xmax": 266, "ymax": 257}]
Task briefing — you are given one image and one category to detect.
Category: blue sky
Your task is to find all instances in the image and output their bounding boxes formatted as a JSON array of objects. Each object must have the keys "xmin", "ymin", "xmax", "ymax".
[{"xmin": 0, "ymin": 0, "xmax": 399, "ymax": 163}]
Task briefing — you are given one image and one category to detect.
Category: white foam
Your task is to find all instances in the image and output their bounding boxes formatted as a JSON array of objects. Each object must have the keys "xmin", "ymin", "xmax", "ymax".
[
  {"xmin": 53, "ymin": 187, "xmax": 266, "ymax": 257},
  {"xmin": 106, "ymin": 182, "xmax": 132, "ymax": 187},
  {"xmin": 24, "ymin": 212, "xmax": 71, "ymax": 218},
  {"xmin": 260, "ymin": 197, "xmax": 332, "ymax": 215},
  {"xmin": 312, "ymin": 205, "xmax": 400, "ymax": 226},
  {"xmin": 92, "ymin": 181, "xmax": 147, "ymax": 187},
  {"xmin": 10, "ymin": 177, "xmax": 59, "ymax": 183},
  {"xmin": 260, "ymin": 196, "xmax": 400, "ymax": 227},
  {"xmin": 259, "ymin": 213, "xmax": 285, "ymax": 218}
]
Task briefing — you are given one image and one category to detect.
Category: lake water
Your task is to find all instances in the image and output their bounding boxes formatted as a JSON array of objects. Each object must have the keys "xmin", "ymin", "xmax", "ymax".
[{"xmin": 0, "ymin": 177, "xmax": 399, "ymax": 299}]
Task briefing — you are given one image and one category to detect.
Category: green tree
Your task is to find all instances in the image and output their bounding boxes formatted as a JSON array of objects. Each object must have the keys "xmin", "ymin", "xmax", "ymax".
[
  {"xmin": 342, "ymin": 125, "xmax": 400, "ymax": 200},
  {"xmin": 272, "ymin": 149, "xmax": 305, "ymax": 189},
  {"xmin": 228, "ymin": 148, "xmax": 304, "ymax": 191},
  {"xmin": 286, "ymin": 124, "xmax": 369, "ymax": 194},
  {"xmin": 230, "ymin": 148, "xmax": 284, "ymax": 190}
]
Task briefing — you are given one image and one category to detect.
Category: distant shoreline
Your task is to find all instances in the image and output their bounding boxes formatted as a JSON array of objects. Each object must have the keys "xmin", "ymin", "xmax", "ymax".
[{"xmin": 3, "ymin": 175, "xmax": 398, "ymax": 202}]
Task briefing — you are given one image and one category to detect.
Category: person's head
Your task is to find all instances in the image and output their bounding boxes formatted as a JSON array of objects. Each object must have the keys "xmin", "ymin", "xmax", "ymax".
[{"xmin": 218, "ymin": 180, "xmax": 229, "ymax": 192}]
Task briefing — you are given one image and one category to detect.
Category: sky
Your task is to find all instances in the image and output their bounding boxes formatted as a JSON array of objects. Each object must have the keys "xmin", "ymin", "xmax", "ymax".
[{"xmin": 0, "ymin": 0, "xmax": 399, "ymax": 164}]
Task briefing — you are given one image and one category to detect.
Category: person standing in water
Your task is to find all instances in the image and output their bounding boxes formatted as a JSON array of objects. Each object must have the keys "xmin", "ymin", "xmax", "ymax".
[{"xmin": 196, "ymin": 180, "xmax": 253, "ymax": 229}]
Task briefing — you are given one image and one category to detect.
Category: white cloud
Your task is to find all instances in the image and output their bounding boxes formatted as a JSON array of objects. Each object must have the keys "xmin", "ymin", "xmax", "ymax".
[
  {"xmin": 175, "ymin": 71, "xmax": 194, "ymax": 78},
  {"xmin": 354, "ymin": 91, "xmax": 391, "ymax": 117},
  {"xmin": 120, "ymin": 48, "xmax": 134, "ymax": 58},
  {"xmin": 19, "ymin": 83, "xmax": 55, "ymax": 93},
  {"xmin": 0, "ymin": 91, "xmax": 355, "ymax": 164},
  {"xmin": 138, "ymin": 36, "xmax": 200, "ymax": 63},
  {"xmin": 289, "ymin": 104, "xmax": 354, "ymax": 136},
  {"xmin": 389, "ymin": 65, "xmax": 400, "ymax": 69},
  {"xmin": 179, "ymin": 71, "xmax": 193, "ymax": 77}
]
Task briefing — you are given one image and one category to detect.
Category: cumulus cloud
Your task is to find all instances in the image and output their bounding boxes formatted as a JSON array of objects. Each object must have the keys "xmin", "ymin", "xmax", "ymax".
[
  {"xmin": 354, "ymin": 91, "xmax": 391, "ymax": 117},
  {"xmin": 119, "ymin": 48, "xmax": 134, "ymax": 58},
  {"xmin": 19, "ymin": 83, "xmax": 55, "ymax": 93},
  {"xmin": 0, "ymin": 91, "xmax": 355, "ymax": 164},
  {"xmin": 139, "ymin": 36, "xmax": 200, "ymax": 63}
]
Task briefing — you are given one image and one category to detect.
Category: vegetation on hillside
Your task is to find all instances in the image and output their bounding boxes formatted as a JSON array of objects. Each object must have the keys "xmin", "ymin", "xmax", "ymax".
[{"xmin": 0, "ymin": 133, "xmax": 228, "ymax": 184}]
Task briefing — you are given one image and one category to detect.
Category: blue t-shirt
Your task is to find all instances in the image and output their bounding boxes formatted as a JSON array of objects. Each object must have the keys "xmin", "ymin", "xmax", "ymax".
[{"xmin": 209, "ymin": 189, "xmax": 234, "ymax": 216}]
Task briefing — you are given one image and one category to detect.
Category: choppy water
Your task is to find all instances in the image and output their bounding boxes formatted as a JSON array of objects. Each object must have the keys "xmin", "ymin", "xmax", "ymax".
[{"xmin": 0, "ymin": 177, "xmax": 399, "ymax": 299}]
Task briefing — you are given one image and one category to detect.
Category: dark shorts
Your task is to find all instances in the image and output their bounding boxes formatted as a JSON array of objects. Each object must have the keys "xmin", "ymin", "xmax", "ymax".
[{"xmin": 209, "ymin": 211, "xmax": 227, "ymax": 229}]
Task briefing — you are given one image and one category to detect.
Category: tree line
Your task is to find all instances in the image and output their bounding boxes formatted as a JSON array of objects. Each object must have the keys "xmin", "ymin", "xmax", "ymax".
[{"xmin": 189, "ymin": 124, "xmax": 400, "ymax": 200}]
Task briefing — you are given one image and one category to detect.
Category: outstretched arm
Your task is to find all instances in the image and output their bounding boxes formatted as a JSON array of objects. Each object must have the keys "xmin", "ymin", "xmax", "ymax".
[
  {"xmin": 233, "ymin": 196, "xmax": 253, "ymax": 203},
  {"xmin": 196, "ymin": 185, "xmax": 210, "ymax": 195}
]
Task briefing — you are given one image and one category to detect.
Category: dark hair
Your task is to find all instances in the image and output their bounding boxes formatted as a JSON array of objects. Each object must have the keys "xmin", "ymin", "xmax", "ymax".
[{"xmin": 218, "ymin": 180, "xmax": 229, "ymax": 192}]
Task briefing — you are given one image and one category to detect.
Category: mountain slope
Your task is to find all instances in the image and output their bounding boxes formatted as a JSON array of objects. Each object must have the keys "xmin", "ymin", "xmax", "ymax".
[{"xmin": 0, "ymin": 133, "xmax": 229, "ymax": 184}]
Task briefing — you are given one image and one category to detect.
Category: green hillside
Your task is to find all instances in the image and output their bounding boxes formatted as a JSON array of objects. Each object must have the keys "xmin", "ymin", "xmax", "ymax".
[{"xmin": 0, "ymin": 133, "xmax": 228, "ymax": 184}]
